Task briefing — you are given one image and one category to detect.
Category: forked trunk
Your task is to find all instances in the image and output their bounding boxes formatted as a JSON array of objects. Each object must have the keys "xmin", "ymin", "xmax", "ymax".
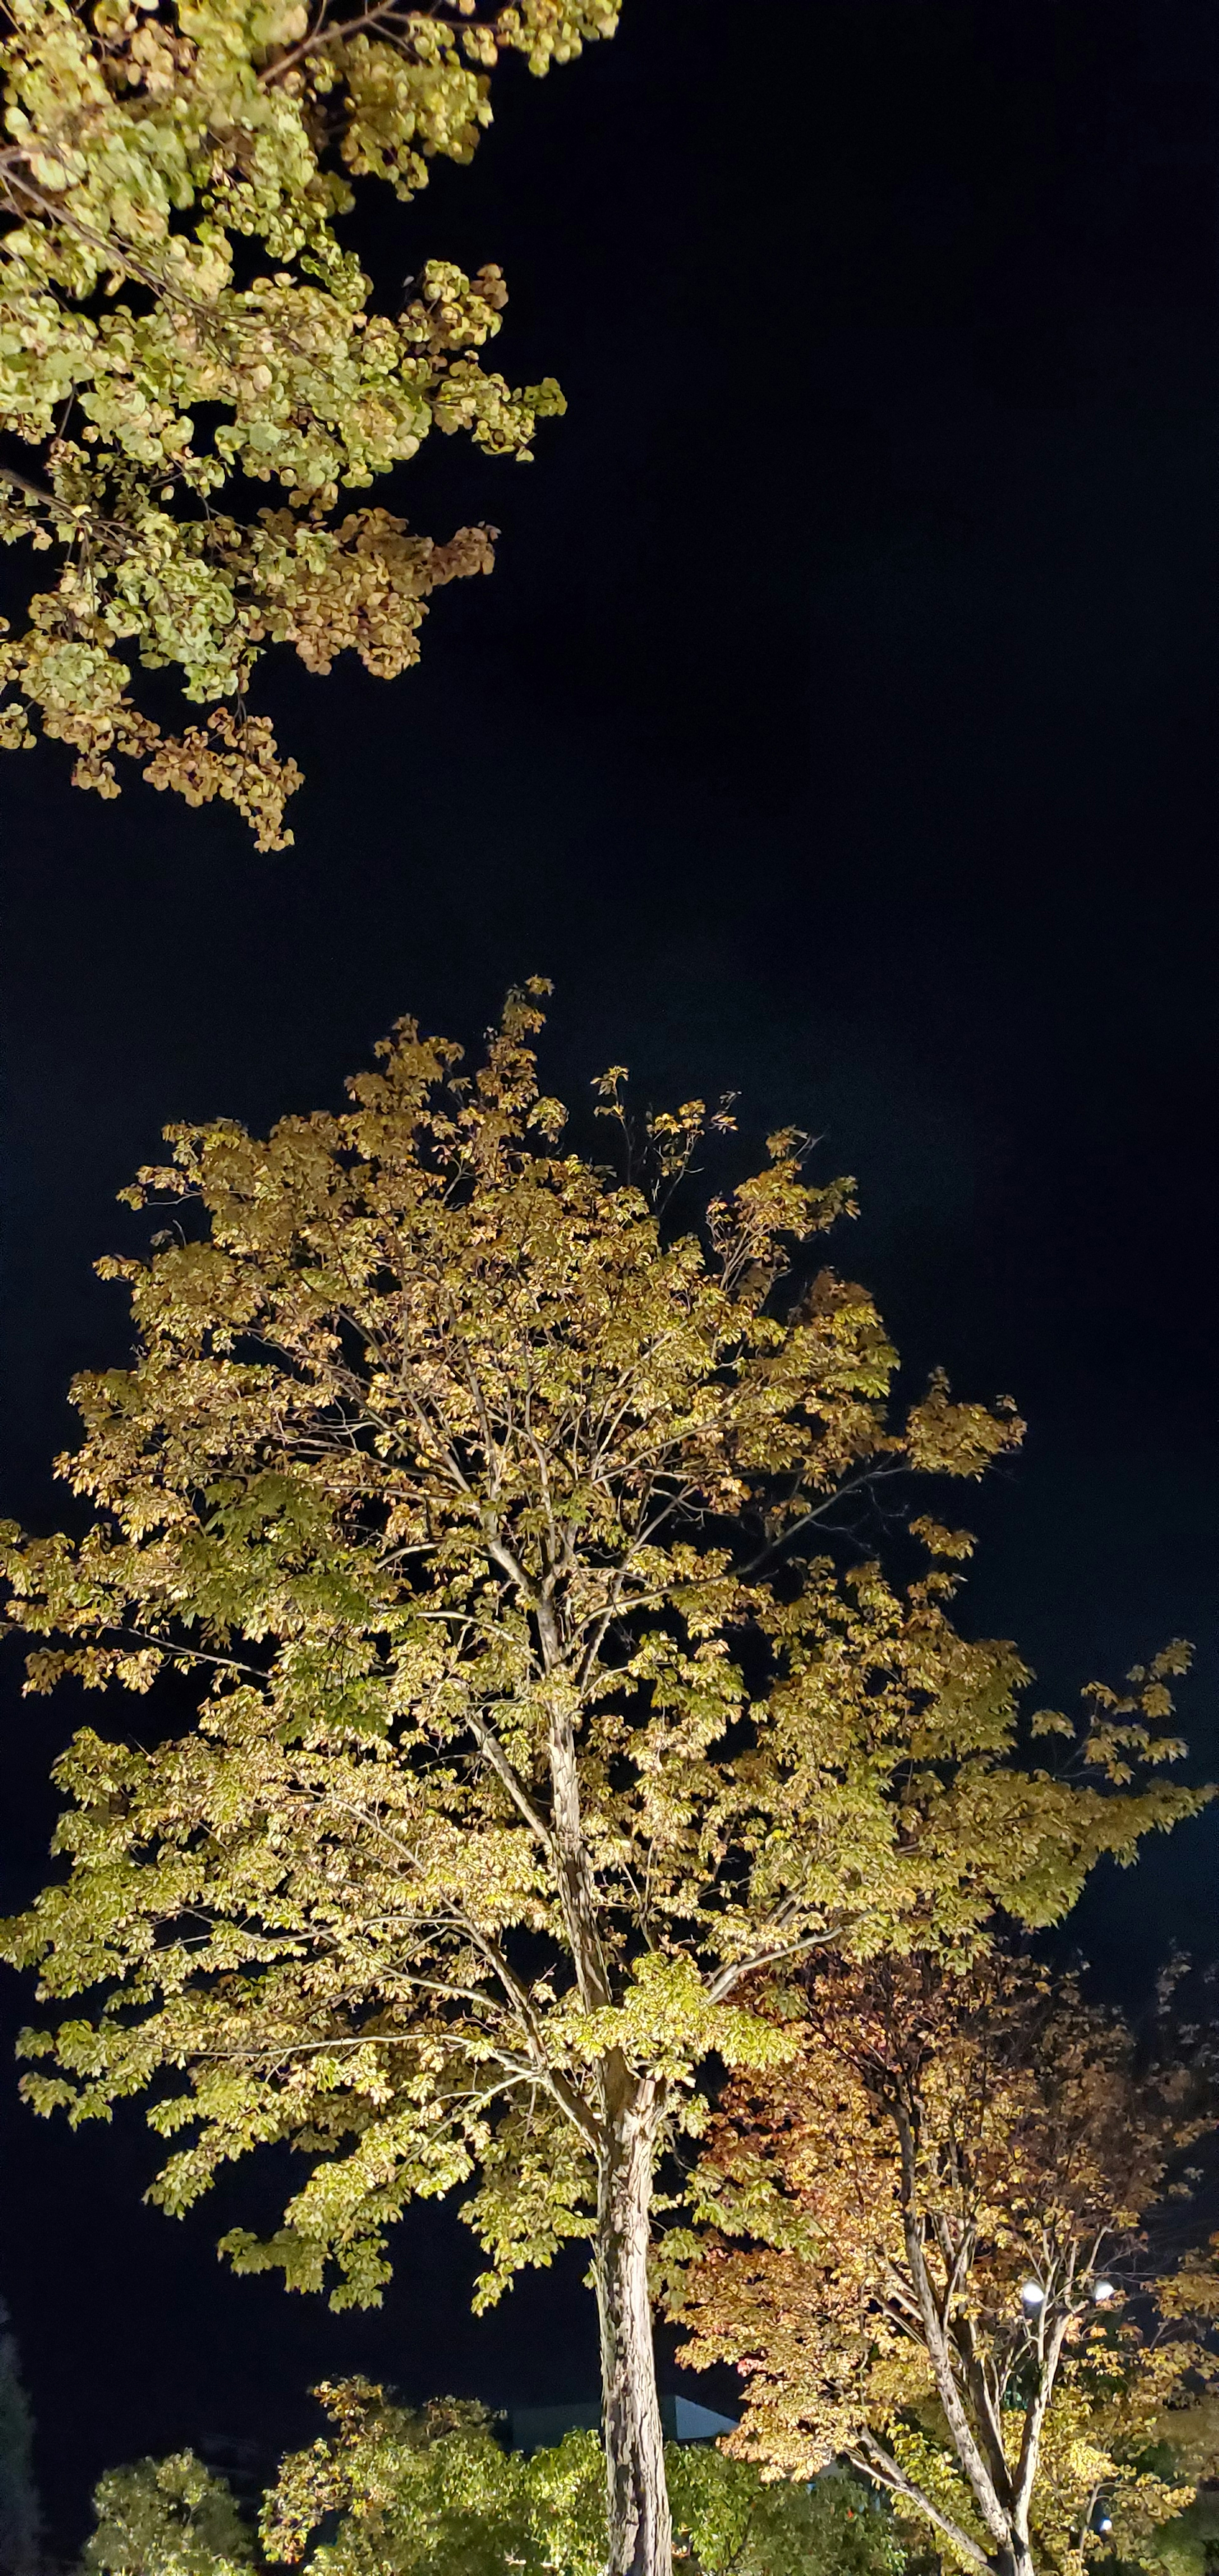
[{"xmin": 595, "ymin": 2070, "xmax": 671, "ymax": 2576}]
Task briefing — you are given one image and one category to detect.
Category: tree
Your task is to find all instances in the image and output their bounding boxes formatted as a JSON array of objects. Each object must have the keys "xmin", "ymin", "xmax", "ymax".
[
  {"xmin": 0, "ymin": 987, "xmax": 1207, "ymax": 2576},
  {"xmin": 83, "ymin": 2383, "xmax": 906, "ymax": 2576},
  {"xmin": 0, "ymin": 0, "xmax": 612, "ymax": 847},
  {"xmin": 0, "ymin": 2298, "xmax": 38, "ymax": 2576},
  {"xmin": 675, "ymin": 1948, "xmax": 1219, "ymax": 2576}
]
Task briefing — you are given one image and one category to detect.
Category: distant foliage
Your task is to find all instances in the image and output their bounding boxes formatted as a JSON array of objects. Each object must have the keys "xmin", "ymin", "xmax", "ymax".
[
  {"xmin": 0, "ymin": 0, "xmax": 616, "ymax": 843},
  {"xmin": 0, "ymin": 2299, "xmax": 38, "ymax": 2576},
  {"xmin": 663, "ymin": 2445, "xmax": 906, "ymax": 2575}
]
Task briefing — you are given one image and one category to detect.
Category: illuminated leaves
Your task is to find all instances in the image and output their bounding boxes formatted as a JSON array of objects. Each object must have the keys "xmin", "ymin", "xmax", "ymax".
[{"xmin": 0, "ymin": 0, "xmax": 604, "ymax": 838}]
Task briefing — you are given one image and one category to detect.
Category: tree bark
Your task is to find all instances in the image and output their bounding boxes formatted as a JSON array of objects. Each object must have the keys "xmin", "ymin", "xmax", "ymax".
[
  {"xmin": 595, "ymin": 2062, "xmax": 671, "ymax": 2576},
  {"xmin": 992, "ymin": 2545, "xmax": 1036, "ymax": 2576}
]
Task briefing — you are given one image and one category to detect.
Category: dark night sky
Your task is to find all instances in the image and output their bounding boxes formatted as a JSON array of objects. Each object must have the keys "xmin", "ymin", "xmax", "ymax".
[{"xmin": 2, "ymin": 0, "xmax": 1218, "ymax": 2548}]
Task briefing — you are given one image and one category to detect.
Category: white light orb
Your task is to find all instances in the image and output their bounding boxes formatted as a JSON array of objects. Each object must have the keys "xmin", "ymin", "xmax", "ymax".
[
  {"xmin": 1098, "ymin": 2517, "xmax": 1113, "ymax": 2535},
  {"xmin": 1093, "ymin": 2279, "xmax": 1116, "ymax": 2303},
  {"xmin": 1019, "ymin": 2280, "xmax": 1045, "ymax": 2308}
]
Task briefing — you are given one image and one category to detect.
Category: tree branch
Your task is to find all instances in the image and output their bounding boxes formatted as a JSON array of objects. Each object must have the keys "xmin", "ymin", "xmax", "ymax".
[
  {"xmin": 892, "ymin": 2100, "xmax": 1013, "ymax": 2548},
  {"xmin": 464, "ymin": 1706, "xmax": 554, "ymax": 1854},
  {"xmin": 704, "ymin": 1927, "xmax": 845, "ymax": 2006},
  {"xmin": 851, "ymin": 2433, "xmax": 992, "ymax": 2573},
  {"xmin": 0, "ymin": 457, "xmax": 55, "ymax": 509}
]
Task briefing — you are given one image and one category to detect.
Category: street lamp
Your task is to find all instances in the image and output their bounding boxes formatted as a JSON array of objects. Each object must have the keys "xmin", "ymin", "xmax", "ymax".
[
  {"xmin": 1093, "ymin": 2280, "xmax": 1116, "ymax": 2304},
  {"xmin": 1019, "ymin": 2281, "xmax": 1045, "ymax": 2311}
]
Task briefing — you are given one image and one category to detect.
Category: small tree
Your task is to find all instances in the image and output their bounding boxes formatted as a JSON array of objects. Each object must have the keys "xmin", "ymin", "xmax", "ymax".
[
  {"xmin": 676, "ymin": 1949, "xmax": 1219, "ymax": 2576},
  {"xmin": 0, "ymin": 989, "xmax": 1206, "ymax": 2576},
  {"xmin": 0, "ymin": 0, "xmax": 612, "ymax": 844}
]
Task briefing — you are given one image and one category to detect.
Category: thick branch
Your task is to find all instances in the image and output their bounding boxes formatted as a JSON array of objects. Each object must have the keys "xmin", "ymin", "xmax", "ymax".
[
  {"xmin": 951, "ymin": 2309, "xmax": 1012, "ymax": 2503},
  {"xmin": 893, "ymin": 2102, "xmax": 1013, "ymax": 2547},
  {"xmin": 851, "ymin": 2433, "xmax": 992, "ymax": 2574},
  {"xmin": 704, "ymin": 1927, "xmax": 844, "ymax": 2005},
  {"xmin": 0, "ymin": 457, "xmax": 55, "ymax": 509},
  {"xmin": 1013, "ymin": 2305, "xmax": 1071, "ymax": 2530},
  {"xmin": 464, "ymin": 1706, "xmax": 554, "ymax": 1854},
  {"xmin": 547, "ymin": 1696, "xmax": 612, "ymax": 2013}
]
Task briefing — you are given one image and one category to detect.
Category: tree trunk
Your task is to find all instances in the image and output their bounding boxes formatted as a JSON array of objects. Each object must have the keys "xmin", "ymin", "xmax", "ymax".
[
  {"xmin": 992, "ymin": 2544, "xmax": 1036, "ymax": 2576},
  {"xmin": 595, "ymin": 2065, "xmax": 671, "ymax": 2576}
]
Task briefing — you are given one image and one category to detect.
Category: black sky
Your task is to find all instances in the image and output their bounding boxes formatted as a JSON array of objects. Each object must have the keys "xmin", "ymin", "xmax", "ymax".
[{"xmin": 2, "ymin": 0, "xmax": 1218, "ymax": 2548}]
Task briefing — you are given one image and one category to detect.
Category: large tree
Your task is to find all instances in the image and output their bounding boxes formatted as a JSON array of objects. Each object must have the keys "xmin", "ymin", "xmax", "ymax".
[
  {"xmin": 0, "ymin": 0, "xmax": 612, "ymax": 845},
  {"xmin": 0, "ymin": 988, "xmax": 1207, "ymax": 2576},
  {"xmin": 676, "ymin": 1948, "xmax": 1219, "ymax": 2576}
]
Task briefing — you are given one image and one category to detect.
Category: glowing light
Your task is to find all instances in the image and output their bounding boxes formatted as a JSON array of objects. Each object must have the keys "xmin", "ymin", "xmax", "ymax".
[
  {"xmin": 1099, "ymin": 2518, "xmax": 1113, "ymax": 2535},
  {"xmin": 1093, "ymin": 2279, "xmax": 1116, "ymax": 2303},
  {"xmin": 1019, "ymin": 2281, "xmax": 1046, "ymax": 2309}
]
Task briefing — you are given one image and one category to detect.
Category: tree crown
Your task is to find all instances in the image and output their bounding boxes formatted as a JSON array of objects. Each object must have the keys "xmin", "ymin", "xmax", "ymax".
[{"xmin": 0, "ymin": 990, "xmax": 1206, "ymax": 2314}]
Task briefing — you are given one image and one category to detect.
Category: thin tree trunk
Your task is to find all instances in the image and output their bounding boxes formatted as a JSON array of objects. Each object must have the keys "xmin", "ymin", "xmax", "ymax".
[
  {"xmin": 992, "ymin": 2544, "xmax": 1036, "ymax": 2576},
  {"xmin": 595, "ymin": 2062, "xmax": 671, "ymax": 2576}
]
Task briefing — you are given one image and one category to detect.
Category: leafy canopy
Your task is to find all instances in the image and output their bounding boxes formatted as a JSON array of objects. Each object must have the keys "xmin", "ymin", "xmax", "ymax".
[
  {"xmin": 676, "ymin": 1945, "xmax": 1219, "ymax": 2575},
  {"xmin": 0, "ymin": 0, "xmax": 611, "ymax": 844},
  {"xmin": 0, "ymin": 988, "xmax": 1206, "ymax": 2319},
  {"xmin": 83, "ymin": 2384, "xmax": 906, "ymax": 2576}
]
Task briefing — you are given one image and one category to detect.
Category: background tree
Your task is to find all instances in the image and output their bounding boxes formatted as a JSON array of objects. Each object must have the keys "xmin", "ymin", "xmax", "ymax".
[
  {"xmin": 0, "ymin": 0, "xmax": 613, "ymax": 846},
  {"xmin": 0, "ymin": 2298, "xmax": 38, "ymax": 2576},
  {"xmin": 676, "ymin": 1947, "xmax": 1219, "ymax": 2576},
  {"xmin": 0, "ymin": 989, "xmax": 1207, "ymax": 2576}
]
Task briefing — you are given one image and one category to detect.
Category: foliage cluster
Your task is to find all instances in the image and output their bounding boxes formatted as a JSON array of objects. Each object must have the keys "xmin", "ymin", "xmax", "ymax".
[
  {"xmin": 0, "ymin": 0, "xmax": 614, "ymax": 842},
  {"xmin": 82, "ymin": 2384, "xmax": 905, "ymax": 2576}
]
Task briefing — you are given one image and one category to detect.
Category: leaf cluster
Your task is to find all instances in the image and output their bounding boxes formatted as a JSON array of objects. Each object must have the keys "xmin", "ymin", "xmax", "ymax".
[{"xmin": 0, "ymin": 0, "xmax": 609, "ymax": 839}]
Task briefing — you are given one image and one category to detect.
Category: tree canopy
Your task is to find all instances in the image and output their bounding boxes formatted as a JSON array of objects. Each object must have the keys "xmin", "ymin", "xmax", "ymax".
[
  {"xmin": 82, "ymin": 2383, "xmax": 906, "ymax": 2576},
  {"xmin": 0, "ymin": 987, "xmax": 1208, "ymax": 2576},
  {"xmin": 0, "ymin": 0, "xmax": 612, "ymax": 845},
  {"xmin": 676, "ymin": 1947, "xmax": 1219, "ymax": 2576}
]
